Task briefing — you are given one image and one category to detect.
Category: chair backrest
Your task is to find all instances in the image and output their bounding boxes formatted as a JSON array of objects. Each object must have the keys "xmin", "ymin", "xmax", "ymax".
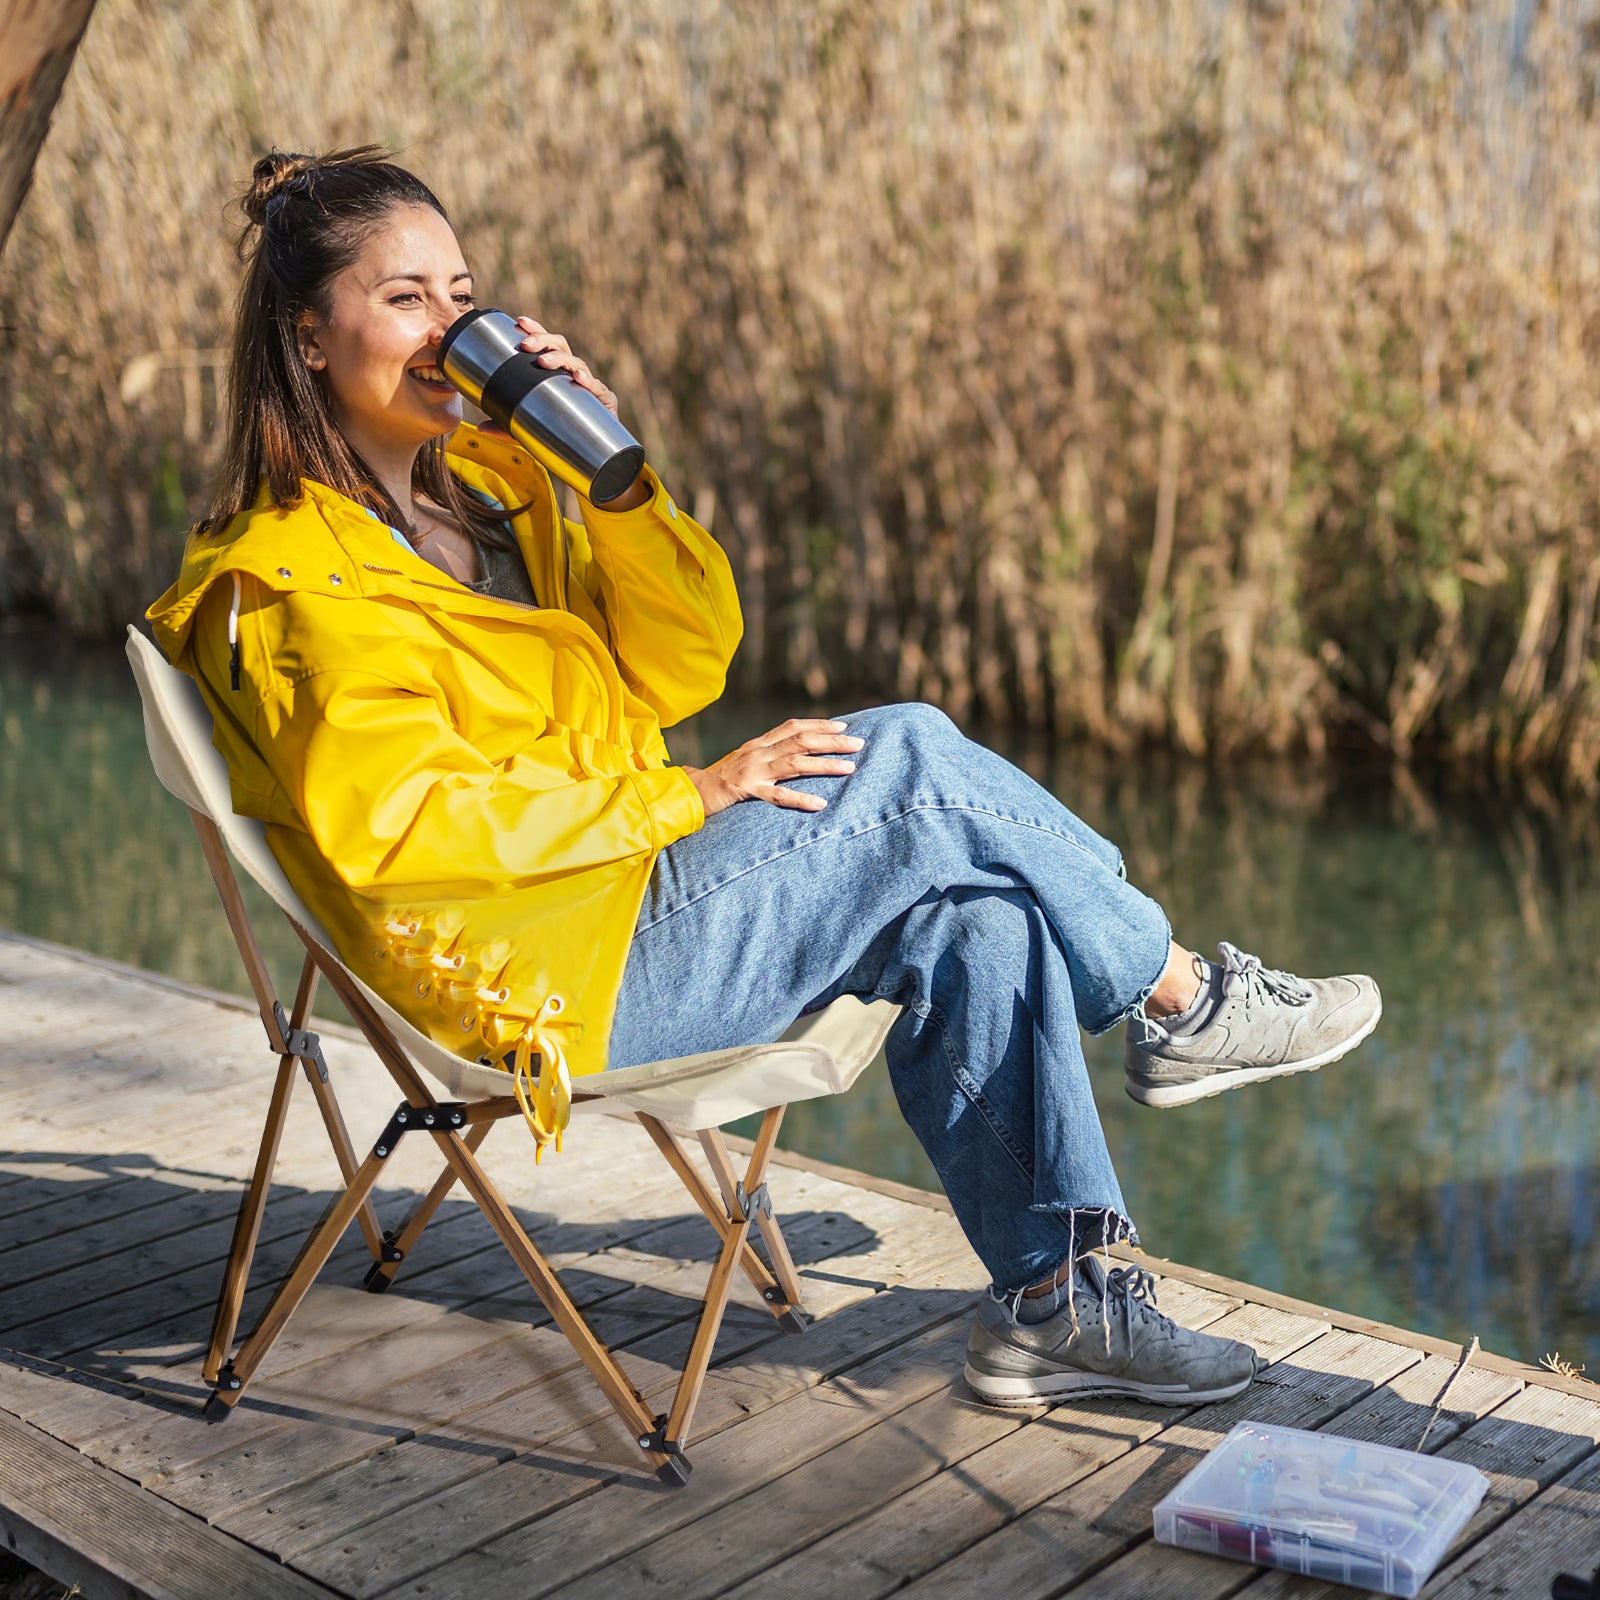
[
  {"xmin": 125, "ymin": 627, "xmax": 330, "ymax": 943},
  {"xmin": 124, "ymin": 626, "xmax": 493, "ymax": 1091}
]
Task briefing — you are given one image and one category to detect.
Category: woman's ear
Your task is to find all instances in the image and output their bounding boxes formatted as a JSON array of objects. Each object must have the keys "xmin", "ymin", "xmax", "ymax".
[{"xmin": 296, "ymin": 318, "xmax": 328, "ymax": 373}]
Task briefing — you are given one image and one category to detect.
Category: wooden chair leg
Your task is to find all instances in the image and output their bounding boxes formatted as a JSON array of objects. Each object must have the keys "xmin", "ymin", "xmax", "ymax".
[
  {"xmin": 361, "ymin": 1118, "xmax": 494, "ymax": 1293},
  {"xmin": 281, "ymin": 954, "xmax": 385, "ymax": 1260},
  {"xmin": 192, "ymin": 814, "xmax": 387, "ymax": 1267},
  {"xmin": 291, "ymin": 1023, "xmax": 385, "ymax": 1260},
  {"xmin": 697, "ymin": 1123, "xmax": 808, "ymax": 1327},
  {"xmin": 636, "ymin": 1115, "xmax": 804, "ymax": 1329},
  {"xmin": 201, "ymin": 1047, "xmax": 299, "ymax": 1384},
  {"xmin": 203, "ymin": 952, "xmax": 385, "ymax": 1379},
  {"xmin": 656, "ymin": 1107, "xmax": 788, "ymax": 1472},
  {"xmin": 426, "ymin": 1126, "xmax": 678, "ymax": 1481},
  {"xmin": 204, "ymin": 1142, "xmax": 390, "ymax": 1420}
]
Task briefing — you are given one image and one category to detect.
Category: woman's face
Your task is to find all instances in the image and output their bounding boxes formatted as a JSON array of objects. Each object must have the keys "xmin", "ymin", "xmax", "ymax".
[{"xmin": 297, "ymin": 203, "xmax": 474, "ymax": 453}]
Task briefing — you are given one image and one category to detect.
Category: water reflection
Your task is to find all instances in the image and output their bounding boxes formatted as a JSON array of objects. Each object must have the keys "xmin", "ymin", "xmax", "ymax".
[{"xmin": 2, "ymin": 629, "xmax": 1595, "ymax": 1369}]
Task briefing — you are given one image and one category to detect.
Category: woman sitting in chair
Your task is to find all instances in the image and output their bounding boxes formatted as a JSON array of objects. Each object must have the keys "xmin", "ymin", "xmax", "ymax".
[{"xmin": 148, "ymin": 147, "xmax": 1381, "ymax": 1411}]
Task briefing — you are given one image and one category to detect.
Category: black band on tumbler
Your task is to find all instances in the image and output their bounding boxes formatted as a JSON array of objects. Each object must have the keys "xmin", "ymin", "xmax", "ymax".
[{"xmin": 478, "ymin": 353, "xmax": 559, "ymax": 429}]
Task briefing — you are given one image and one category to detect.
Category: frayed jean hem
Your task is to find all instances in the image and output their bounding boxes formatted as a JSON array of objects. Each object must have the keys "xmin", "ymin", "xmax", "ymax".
[{"xmin": 991, "ymin": 1204, "xmax": 1141, "ymax": 1297}]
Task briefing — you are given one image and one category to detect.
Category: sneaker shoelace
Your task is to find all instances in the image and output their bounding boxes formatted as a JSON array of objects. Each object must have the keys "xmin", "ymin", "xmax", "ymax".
[
  {"xmin": 1217, "ymin": 940, "xmax": 1313, "ymax": 1012},
  {"xmin": 1102, "ymin": 1264, "xmax": 1178, "ymax": 1351}
]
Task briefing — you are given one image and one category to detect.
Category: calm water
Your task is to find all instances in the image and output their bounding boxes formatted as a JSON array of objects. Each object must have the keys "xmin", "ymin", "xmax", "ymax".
[{"xmin": 2, "ymin": 627, "xmax": 1595, "ymax": 1369}]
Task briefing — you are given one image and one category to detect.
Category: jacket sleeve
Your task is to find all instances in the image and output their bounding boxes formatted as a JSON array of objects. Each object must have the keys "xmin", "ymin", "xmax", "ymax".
[
  {"xmin": 258, "ymin": 660, "xmax": 705, "ymax": 899},
  {"xmin": 573, "ymin": 467, "xmax": 744, "ymax": 726}
]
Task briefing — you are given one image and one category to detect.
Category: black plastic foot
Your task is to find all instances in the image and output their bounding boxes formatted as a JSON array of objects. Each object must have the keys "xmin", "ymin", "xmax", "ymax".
[
  {"xmin": 777, "ymin": 1307, "xmax": 810, "ymax": 1335},
  {"xmin": 362, "ymin": 1260, "xmax": 396, "ymax": 1293},
  {"xmin": 654, "ymin": 1454, "xmax": 693, "ymax": 1487},
  {"xmin": 201, "ymin": 1392, "xmax": 236, "ymax": 1424}
]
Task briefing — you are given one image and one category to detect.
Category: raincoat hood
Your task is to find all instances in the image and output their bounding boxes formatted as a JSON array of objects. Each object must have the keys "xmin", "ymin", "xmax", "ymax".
[{"xmin": 147, "ymin": 423, "xmax": 741, "ymax": 1154}]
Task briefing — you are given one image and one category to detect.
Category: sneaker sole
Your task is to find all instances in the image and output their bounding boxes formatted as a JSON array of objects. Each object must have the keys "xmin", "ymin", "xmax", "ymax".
[
  {"xmin": 1124, "ymin": 997, "xmax": 1383, "ymax": 1109},
  {"xmin": 962, "ymin": 1362, "xmax": 1256, "ymax": 1408}
]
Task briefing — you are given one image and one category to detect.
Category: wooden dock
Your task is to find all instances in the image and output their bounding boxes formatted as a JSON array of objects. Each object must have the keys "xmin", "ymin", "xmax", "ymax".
[{"xmin": 2, "ymin": 929, "xmax": 1597, "ymax": 1600}]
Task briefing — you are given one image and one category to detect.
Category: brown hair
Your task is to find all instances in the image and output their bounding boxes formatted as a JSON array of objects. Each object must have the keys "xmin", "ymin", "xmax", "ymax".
[{"xmin": 201, "ymin": 146, "xmax": 516, "ymax": 552}]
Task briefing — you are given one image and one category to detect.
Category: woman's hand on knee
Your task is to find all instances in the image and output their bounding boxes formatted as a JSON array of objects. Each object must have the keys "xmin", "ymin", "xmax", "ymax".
[{"xmin": 679, "ymin": 719, "xmax": 863, "ymax": 816}]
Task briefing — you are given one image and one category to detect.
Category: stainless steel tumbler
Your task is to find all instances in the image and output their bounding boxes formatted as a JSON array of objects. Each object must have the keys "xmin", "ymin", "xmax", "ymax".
[{"xmin": 437, "ymin": 309, "xmax": 646, "ymax": 505}]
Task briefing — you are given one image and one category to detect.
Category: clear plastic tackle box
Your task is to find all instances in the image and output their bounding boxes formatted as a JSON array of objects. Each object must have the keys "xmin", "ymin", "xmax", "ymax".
[{"xmin": 1152, "ymin": 1421, "xmax": 1490, "ymax": 1597}]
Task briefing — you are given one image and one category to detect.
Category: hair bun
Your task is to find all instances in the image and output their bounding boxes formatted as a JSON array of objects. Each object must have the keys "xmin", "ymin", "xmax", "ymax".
[{"xmin": 242, "ymin": 151, "xmax": 321, "ymax": 226}]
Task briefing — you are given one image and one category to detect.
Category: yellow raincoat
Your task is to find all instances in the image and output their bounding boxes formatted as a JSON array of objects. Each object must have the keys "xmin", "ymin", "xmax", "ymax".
[{"xmin": 146, "ymin": 423, "xmax": 741, "ymax": 1152}]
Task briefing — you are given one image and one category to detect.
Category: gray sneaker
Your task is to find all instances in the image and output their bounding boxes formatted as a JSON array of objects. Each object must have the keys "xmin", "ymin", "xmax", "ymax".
[
  {"xmin": 1124, "ymin": 942, "xmax": 1382, "ymax": 1109},
  {"xmin": 963, "ymin": 1258, "xmax": 1262, "ymax": 1408}
]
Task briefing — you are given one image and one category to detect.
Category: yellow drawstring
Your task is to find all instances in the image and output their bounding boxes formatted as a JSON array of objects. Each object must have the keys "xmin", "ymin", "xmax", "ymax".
[
  {"xmin": 504, "ymin": 995, "xmax": 571, "ymax": 1163},
  {"xmin": 374, "ymin": 914, "xmax": 572, "ymax": 1161}
]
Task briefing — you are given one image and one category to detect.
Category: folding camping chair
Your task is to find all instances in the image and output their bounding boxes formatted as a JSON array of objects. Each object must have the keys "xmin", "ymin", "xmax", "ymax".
[{"xmin": 125, "ymin": 627, "xmax": 900, "ymax": 1484}]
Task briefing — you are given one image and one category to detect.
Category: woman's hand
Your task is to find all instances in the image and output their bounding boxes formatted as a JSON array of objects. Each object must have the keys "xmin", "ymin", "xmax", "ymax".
[
  {"xmin": 509, "ymin": 316, "xmax": 650, "ymax": 509},
  {"xmin": 680, "ymin": 719, "xmax": 865, "ymax": 817},
  {"xmin": 513, "ymin": 316, "xmax": 619, "ymax": 413}
]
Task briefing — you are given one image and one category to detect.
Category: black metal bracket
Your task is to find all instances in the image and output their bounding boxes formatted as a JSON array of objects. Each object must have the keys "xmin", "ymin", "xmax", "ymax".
[
  {"xmin": 362, "ymin": 1230, "xmax": 406, "ymax": 1291},
  {"xmin": 637, "ymin": 1413, "xmax": 693, "ymax": 1484},
  {"xmin": 272, "ymin": 1001, "xmax": 329, "ymax": 1083},
  {"xmin": 372, "ymin": 1100, "xmax": 468, "ymax": 1160},
  {"xmin": 735, "ymin": 1181, "xmax": 771, "ymax": 1222}
]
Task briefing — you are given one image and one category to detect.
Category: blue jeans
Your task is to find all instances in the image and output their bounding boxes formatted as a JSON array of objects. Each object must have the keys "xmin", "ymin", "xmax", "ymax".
[{"xmin": 607, "ymin": 703, "xmax": 1172, "ymax": 1295}]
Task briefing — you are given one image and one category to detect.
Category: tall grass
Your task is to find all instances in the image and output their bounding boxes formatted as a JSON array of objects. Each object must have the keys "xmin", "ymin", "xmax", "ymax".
[{"xmin": 5, "ymin": 0, "xmax": 1600, "ymax": 783}]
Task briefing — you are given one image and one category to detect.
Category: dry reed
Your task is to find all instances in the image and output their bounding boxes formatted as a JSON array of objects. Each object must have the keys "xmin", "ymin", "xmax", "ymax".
[{"xmin": 4, "ymin": 0, "xmax": 1600, "ymax": 783}]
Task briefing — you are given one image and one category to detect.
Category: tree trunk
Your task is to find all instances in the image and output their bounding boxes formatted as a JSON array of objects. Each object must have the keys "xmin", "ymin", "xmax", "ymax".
[{"xmin": 0, "ymin": 0, "xmax": 99, "ymax": 257}]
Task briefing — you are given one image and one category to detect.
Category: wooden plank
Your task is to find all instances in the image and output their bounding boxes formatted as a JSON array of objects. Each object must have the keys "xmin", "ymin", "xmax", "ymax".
[
  {"xmin": 216, "ymin": 1198, "xmax": 888, "ymax": 1550},
  {"xmin": 26, "ymin": 1166, "xmax": 699, "ymax": 1475},
  {"xmin": 1425, "ymin": 1437, "xmax": 1600, "ymax": 1597},
  {"xmin": 0, "ymin": 1175, "xmax": 265, "ymax": 1288},
  {"xmin": 720, "ymin": 1299, "xmax": 1317, "ymax": 1600},
  {"xmin": 381, "ymin": 1306, "xmax": 983, "ymax": 1600},
  {"xmin": 155, "ymin": 1200, "xmax": 862, "ymax": 1531},
  {"xmin": 564, "ymin": 1278, "xmax": 1245, "ymax": 1600},
  {"xmin": 1, "ymin": 1005, "xmax": 254, "ymax": 1084},
  {"xmin": 15, "ymin": 1107, "xmax": 745, "ymax": 1395},
  {"xmin": 0, "ymin": 1402, "xmax": 340, "ymax": 1600},
  {"xmin": 0, "ymin": 1188, "xmax": 337, "ymax": 1344},
  {"xmin": 0, "ymin": 930, "xmax": 368, "ymax": 1047},
  {"xmin": 1120, "ymin": 1244, "xmax": 1600, "ymax": 1405},
  {"xmin": 1429, "ymin": 1383, "xmax": 1600, "ymax": 1567},
  {"xmin": 19, "ymin": 933, "xmax": 1595, "ymax": 1600},
  {"xmin": 0, "ymin": 1165, "xmax": 242, "ymax": 1253},
  {"xmin": 729, "ymin": 1130, "xmax": 953, "ymax": 1216},
  {"xmin": 1078, "ymin": 1349, "xmax": 1526, "ymax": 1599},
  {"xmin": 210, "ymin": 1278, "xmax": 753, "ymax": 1554},
  {"xmin": 0, "ymin": 1352, "xmax": 158, "ymax": 1474},
  {"xmin": 6, "ymin": 1198, "xmax": 386, "ymax": 1370},
  {"xmin": 27, "ymin": 1158, "xmax": 869, "ymax": 1487},
  {"xmin": 889, "ymin": 1328, "xmax": 1421, "ymax": 1600},
  {"xmin": 0, "ymin": 1074, "xmax": 306, "ymax": 1163},
  {"xmin": 244, "ymin": 1193, "xmax": 957, "ymax": 1577},
  {"xmin": 301, "ymin": 1251, "xmax": 985, "ymax": 1600},
  {"xmin": 0, "ymin": 1166, "xmax": 146, "ymax": 1224}
]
